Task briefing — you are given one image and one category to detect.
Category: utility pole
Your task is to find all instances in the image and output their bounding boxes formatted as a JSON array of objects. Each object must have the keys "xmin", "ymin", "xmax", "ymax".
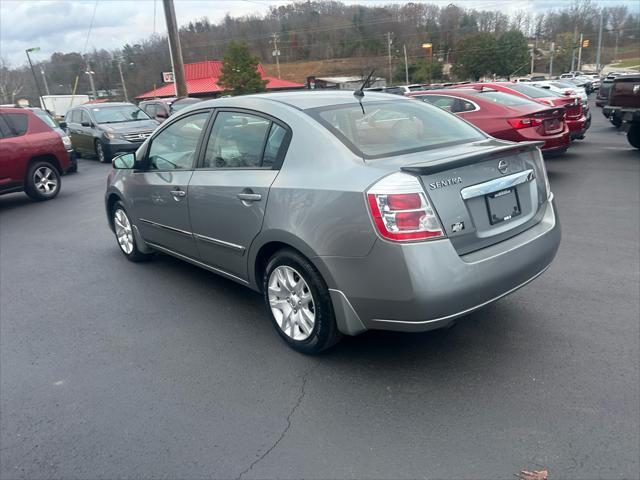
[
  {"xmin": 549, "ymin": 41, "xmax": 555, "ymax": 78},
  {"xmin": 577, "ymin": 32, "xmax": 584, "ymax": 70},
  {"xmin": 614, "ymin": 31, "xmax": 620, "ymax": 62},
  {"xmin": 530, "ymin": 37, "xmax": 537, "ymax": 75},
  {"xmin": 25, "ymin": 47, "xmax": 44, "ymax": 108},
  {"xmin": 85, "ymin": 60, "xmax": 98, "ymax": 100},
  {"xmin": 40, "ymin": 66, "xmax": 50, "ymax": 95},
  {"xmin": 271, "ymin": 33, "xmax": 281, "ymax": 79},
  {"xmin": 596, "ymin": 11, "xmax": 603, "ymax": 72},
  {"xmin": 116, "ymin": 60, "xmax": 129, "ymax": 102},
  {"xmin": 570, "ymin": 26, "xmax": 578, "ymax": 71},
  {"xmin": 163, "ymin": 0, "xmax": 188, "ymax": 98},
  {"xmin": 385, "ymin": 32, "xmax": 393, "ymax": 85},
  {"xmin": 403, "ymin": 44, "xmax": 409, "ymax": 84}
]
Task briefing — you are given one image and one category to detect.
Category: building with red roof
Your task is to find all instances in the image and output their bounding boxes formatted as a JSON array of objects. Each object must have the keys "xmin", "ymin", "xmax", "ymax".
[{"xmin": 136, "ymin": 60, "xmax": 304, "ymax": 99}]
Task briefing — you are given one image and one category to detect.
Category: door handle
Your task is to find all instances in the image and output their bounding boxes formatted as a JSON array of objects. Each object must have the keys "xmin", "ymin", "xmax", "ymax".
[
  {"xmin": 170, "ymin": 189, "xmax": 187, "ymax": 198},
  {"xmin": 237, "ymin": 193, "xmax": 262, "ymax": 202}
]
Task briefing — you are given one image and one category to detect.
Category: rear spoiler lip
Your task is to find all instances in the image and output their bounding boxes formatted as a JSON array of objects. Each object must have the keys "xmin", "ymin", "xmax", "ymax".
[{"xmin": 400, "ymin": 140, "xmax": 544, "ymax": 175}]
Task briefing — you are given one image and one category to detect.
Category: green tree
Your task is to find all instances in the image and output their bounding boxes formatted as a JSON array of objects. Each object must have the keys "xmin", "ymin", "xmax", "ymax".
[
  {"xmin": 496, "ymin": 30, "xmax": 530, "ymax": 77},
  {"xmin": 452, "ymin": 32, "xmax": 498, "ymax": 81},
  {"xmin": 218, "ymin": 42, "xmax": 267, "ymax": 96}
]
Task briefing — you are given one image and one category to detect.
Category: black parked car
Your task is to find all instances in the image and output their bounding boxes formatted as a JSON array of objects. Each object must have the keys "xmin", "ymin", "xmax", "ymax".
[{"xmin": 62, "ymin": 103, "xmax": 159, "ymax": 163}]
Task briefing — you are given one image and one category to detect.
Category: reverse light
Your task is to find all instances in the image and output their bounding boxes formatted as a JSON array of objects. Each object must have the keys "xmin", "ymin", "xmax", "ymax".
[
  {"xmin": 508, "ymin": 117, "xmax": 543, "ymax": 129},
  {"xmin": 367, "ymin": 172, "xmax": 444, "ymax": 242}
]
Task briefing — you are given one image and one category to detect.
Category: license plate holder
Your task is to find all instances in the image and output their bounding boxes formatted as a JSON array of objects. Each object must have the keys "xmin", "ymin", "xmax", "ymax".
[{"xmin": 485, "ymin": 188, "xmax": 521, "ymax": 225}]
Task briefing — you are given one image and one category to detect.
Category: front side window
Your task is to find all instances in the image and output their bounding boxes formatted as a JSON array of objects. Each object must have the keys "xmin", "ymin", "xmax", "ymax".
[
  {"xmin": 80, "ymin": 110, "xmax": 92, "ymax": 125},
  {"xmin": 417, "ymin": 95, "xmax": 478, "ymax": 113},
  {"xmin": 203, "ymin": 112, "xmax": 271, "ymax": 168},
  {"xmin": 91, "ymin": 105, "xmax": 151, "ymax": 124},
  {"xmin": 147, "ymin": 112, "xmax": 209, "ymax": 170},
  {"xmin": 144, "ymin": 104, "xmax": 157, "ymax": 117},
  {"xmin": 309, "ymin": 100, "xmax": 484, "ymax": 158}
]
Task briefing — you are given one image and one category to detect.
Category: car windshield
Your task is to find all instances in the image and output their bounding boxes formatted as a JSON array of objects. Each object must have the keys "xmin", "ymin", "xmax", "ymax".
[
  {"xmin": 91, "ymin": 105, "xmax": 151, "ymax": 124},
  {"xmin": 309, "ymin": 100, "xmax": 485, "ymax": 158},
  {"xmin": 469, "ymin": 90, "xmax": 536, "ymax": 106},
  {"xmin": 33, "ymin": 110, "xmax": 57, "ymax": 129},
  {"xmin": 507, "ymin": 83, "xmax": 556, "ymax": 98}
]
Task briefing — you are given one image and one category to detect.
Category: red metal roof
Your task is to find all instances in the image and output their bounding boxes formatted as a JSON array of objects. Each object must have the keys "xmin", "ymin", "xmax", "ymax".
[{"xmin": 137, "ymin": 61, "xmax": 303, "ymax": 99}]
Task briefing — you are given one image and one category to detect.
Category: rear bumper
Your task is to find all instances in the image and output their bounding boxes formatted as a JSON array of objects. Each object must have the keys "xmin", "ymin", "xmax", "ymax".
[
  {"xmin": 606, "ymin": 106, "xmax": 640, "ymax": 124},
  {"xmin": 320, "ymin": 198, "xmax": 561, "ymax": 335}
]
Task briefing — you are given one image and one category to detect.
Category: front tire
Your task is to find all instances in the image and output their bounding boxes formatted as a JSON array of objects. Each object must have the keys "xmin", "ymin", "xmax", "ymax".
[
  {"xmin": 95, "ymin": 140, "xmax": 111, "ymax": 163},
  {"xmin": 24, "ymin": 161, "xmax": 61, "ymax": 201},
  {"xmin": 111, "ymin": 201, "xmax": 153, "ymax": 262},
  {"xmin": 263, "ymin": 249, "xmax": 341, "ymax": 354},
  {"xmin": 628, "ymin": 124, "xmax": 640, "ymax": 149}
]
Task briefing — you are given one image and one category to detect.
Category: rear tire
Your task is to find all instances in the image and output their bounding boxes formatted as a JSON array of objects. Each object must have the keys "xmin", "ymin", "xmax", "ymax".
[
  {"xmin": 263, "ymin": 249, "xmax": 341, "ymax": 354},
  {"xmin": 24, "ymin": 161, "xmax": 61, "ymax": 201},
  {"xmin": 95, "ymin": 140, "xmax": 111, "ymax": 163},
  {"xmin": 111, "ymin": 201, "xmax": 153, "ymax": 262},
  {"xmin": 628, "ymin": 124, "xmax": 640, "ymax": 149}
]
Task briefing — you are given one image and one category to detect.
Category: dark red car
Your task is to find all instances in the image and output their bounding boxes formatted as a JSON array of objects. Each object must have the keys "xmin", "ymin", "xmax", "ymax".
[
  {"xmin": 409, "ymin": 88, "xmax": 571, "ymax": 155},
  {"xmin": 0, "ymin": 107, "xmax": 72, "ymax": 201},
  {"xmin": 453, "ymin": 82, "xmax": 587, "ymax": 140}
]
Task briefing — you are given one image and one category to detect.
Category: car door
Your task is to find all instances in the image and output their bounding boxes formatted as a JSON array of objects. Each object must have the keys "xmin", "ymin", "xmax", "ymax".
[
  {"xmin": 129, "ymin": 110, "xmax": 211, "ymax": 258},
  {"xmin": 188, "ymin": 110, "xmax": 291, "ymax": 280},
  {"xmin": 66, "ymin": 110, "xmax": 85, "ymax": 152},
  {"xmin": 76, "ymin": 109, "xmax": 95, "ymax": 153},
  {"xmin": 0, "ymin": 113, "xmax": 29, "ymax": 189}
]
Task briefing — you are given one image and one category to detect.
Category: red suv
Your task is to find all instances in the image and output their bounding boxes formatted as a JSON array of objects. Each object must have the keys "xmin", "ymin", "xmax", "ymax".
[
  {"xmin": 453, "ymin": 82, "xmax": 588, "ymax": 140},
  {"xmin": 0, "ymin": 107, "xmax": 72, "ymax": 201}
]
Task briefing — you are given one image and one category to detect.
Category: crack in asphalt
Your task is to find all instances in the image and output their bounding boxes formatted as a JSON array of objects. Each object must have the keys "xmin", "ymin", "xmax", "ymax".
[{"xmin": 237, "ymin": 361, "xmax": 319, "ymax": 480}]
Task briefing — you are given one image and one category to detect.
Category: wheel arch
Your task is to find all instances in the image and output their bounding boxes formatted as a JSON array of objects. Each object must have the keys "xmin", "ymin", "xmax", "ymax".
[{"xmin": 27, "ymin": 154, "xmax": 63, "ymax": 176}]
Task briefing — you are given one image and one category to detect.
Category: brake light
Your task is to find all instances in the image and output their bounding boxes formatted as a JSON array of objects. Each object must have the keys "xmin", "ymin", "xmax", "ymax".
[
  {"xmin": 366, "ymin": 172, "xmax": 443, "ymax": 242},
  {"xmin": 565, "ymin": 102, "xmax": 582, "ymax": 119},
  {"xmin": 508, "ymin": 117, "xmax": 543, "ymax": 129}
]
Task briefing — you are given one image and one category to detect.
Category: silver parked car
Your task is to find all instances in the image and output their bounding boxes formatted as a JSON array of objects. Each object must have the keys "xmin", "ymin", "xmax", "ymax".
[{"xmin": 105, "ymin": 91, "xmax": 561, "ymax": 353}]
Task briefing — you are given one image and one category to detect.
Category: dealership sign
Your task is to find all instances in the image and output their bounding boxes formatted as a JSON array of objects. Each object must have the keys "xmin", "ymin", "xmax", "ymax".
[{"xmin": 162, "ymin": 71, "xmax": 175, "ymax": 83}]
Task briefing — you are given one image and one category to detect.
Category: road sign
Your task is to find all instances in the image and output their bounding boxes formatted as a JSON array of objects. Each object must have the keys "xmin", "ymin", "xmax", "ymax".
[{"xmin": 162, "ymin": 71, "xmax": 174, "ymax": 83}]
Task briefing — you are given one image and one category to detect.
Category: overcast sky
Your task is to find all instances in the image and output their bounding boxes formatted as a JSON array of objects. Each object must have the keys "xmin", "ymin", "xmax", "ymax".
[{"xmin": 1, "ymin": 0, "xmax": 637, "ymax": 66}]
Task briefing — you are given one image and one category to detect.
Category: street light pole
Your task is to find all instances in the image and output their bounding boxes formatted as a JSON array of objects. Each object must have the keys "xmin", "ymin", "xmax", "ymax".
[
  {"xmin": 25, "ymin": 47, "xmax": 44, "ymax": 108},
  {"xmin": 117, "ymin": 61, "xmax": 129, "ymax": 102},
  {"xmin": 85, "ymin": 62, "xmax": 98, "ymax": 100}
]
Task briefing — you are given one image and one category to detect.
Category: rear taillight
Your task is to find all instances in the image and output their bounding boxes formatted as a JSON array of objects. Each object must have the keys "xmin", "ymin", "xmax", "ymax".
[
  {"xmin": 565, "ymin": 102, "xmax": 582, "ymax": 119},
  {"xmin": 508, "ymin": 117, "xmax": 543, "ymax": 129},
  {"xmin": 366, "ymin": 172, "xmax": 444, "ymax": 242}
]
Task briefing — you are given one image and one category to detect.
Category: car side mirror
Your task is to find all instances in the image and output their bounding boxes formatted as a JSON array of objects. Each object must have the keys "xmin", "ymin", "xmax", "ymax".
[
  {"xmin": 58, "ymin": 121, "xmax": 67, "ymax": 129},
  {"xmin": 112, "ymin": 152, "xmax": 135, "ymax": 169},
  {"xmin": 81, "ymin": 121, "xmax": 92, "ymax": 127}
]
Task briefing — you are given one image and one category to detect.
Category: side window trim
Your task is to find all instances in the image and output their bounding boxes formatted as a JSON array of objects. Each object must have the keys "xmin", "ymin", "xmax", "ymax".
[
  {"xmin": 196, "ymin": 107, "xmax": 292, "ymax": 171},
  {"xmin": 139, "ymin": 108, "xmax": 214, "ymax": 172}
]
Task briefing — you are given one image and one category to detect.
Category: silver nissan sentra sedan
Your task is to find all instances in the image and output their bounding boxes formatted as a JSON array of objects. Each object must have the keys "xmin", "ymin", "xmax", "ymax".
[{"xmin": 105, "ymin": 91, "xmax": 560, "ymax": 353}]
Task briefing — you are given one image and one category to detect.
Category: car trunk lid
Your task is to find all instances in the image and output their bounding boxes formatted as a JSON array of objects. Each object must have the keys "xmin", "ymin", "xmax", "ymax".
[{"xmin": 398, "ymin": 139, "xmax": 549, "ymax": 255}]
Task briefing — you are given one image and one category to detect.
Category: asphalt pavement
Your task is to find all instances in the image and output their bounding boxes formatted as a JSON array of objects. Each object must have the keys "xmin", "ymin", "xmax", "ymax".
[{"xmin": 1, "ymin": 103, "xmax": 639, "ymax": 479}]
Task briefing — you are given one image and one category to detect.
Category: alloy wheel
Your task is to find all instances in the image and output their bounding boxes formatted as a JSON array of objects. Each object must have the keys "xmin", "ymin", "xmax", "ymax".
[
  {"xmin": 114, "ymin": 209, "xmax": 134, "ymax": 254},
  {"xmin": 34, "ymin": 166, "xmax": 58, "ymax": 195},
  {"xmin": 268, "ymin": 266, "xmax": 316, "ymax": 341}
]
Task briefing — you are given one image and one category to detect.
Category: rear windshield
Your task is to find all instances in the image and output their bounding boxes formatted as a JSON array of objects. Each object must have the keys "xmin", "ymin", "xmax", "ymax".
[
  {"xmin": 33, "ymin": 109, "xmax": 57, "ymax": 129},
  {"xmin": 508, "ymin": 83, "xmax": 556, "ymax": 98},
  {"xmin": 308, "ymin": 100, "xmax": 485, "ymax": 158},
  {"xmin": 470, "ymin": 90, "xmax": 536, "ymax": 106}
]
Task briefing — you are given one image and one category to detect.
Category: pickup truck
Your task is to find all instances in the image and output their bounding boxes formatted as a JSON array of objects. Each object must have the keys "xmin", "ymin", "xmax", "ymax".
[{"xmin": 603, "ymin": 74, "xmax": 640, "ymax": 149}]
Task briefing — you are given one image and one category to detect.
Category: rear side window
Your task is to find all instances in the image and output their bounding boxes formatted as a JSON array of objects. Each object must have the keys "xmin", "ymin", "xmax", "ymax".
[
  {"xmin": 0, "ymin": 113, "xmax": 28, "ymax": 137},
  {"xmin": 309, "ymin": 100, "xmax": 484, "ymax": 159},
  {"xmin": 203, "ymin": 112, "xmax": 271, "ymax": 168},
  {"xmin": 262, "ymin": 123, "xmax": 288, "ymax": 168},
  {"xmin": 416, "ymin": 95, "xmax": 477, "ymax": 113}
]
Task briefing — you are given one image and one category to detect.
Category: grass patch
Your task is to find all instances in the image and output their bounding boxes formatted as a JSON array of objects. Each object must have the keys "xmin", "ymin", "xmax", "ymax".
[{"xmin": 611, "ymin": 58, "xmax": 640, "ymax": 69}]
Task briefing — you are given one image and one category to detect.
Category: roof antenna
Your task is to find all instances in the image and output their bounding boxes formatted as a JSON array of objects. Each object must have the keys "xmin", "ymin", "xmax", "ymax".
[{"xmin": 354, "ymin": 69, "xmax": 375, "ymax": 115}]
